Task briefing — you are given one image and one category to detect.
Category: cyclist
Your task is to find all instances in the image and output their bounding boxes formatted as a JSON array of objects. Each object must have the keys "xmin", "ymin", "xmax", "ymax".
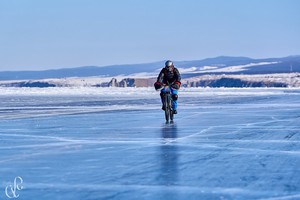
[{"xmin": 154, "ymin": 60, "xmax": 181, "ymax": 114}]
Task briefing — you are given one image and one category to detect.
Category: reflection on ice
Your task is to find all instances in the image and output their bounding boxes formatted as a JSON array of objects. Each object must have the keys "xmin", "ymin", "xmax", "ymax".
[
  {"xmin": 161, "ymin": 123, "xmax": 178, "ymax": 142},
  {"xmin": 159, "ymin": 124, "xmax": 178, "ymax": 186},
  {"xmin": 0, "ymin": 87, "xmax": 300, "ymax": 199}
]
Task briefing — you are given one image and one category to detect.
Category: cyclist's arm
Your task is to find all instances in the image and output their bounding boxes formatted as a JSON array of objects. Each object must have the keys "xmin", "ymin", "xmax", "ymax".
[
  {"xmin": 174, "ymin": 68, "xmax": 181, "ymax": 82},
  {"xmin": 156, "ymin": 68, "xmax": 165, "ymax": 83}
]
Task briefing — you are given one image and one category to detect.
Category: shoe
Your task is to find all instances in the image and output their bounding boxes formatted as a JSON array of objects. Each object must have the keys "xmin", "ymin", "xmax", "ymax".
[
  {"xmin": 162, "ymin": 105, "xmax": 166, "ymax": 110},
  {"xmin": 173, "ymin": 110, "xmax": 177, "ymax": 114}
]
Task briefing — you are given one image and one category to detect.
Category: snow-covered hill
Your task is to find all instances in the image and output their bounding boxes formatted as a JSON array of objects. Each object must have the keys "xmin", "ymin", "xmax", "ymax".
[
  {"xmin": 1, "ymin": 56, "xmax": 300, "ymax": 81},
  {"xmin": 1, "ymin": 56, "xmax": 300, "ymax": 87},
  {"xmin": 1, "ymin": 73, "xmax": 300, "ymax": 88}
]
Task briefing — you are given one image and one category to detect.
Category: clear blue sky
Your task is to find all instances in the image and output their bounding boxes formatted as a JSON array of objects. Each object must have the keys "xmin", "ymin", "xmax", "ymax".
[{"xmin": 0, "ymin": 0, "xmax": 299, "ymax": 71}]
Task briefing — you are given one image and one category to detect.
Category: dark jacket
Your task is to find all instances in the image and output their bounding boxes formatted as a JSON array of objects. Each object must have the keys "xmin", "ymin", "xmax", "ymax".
[{"xmin": 156, "ymin": 67, "xmax": 181, "ymax": 84}]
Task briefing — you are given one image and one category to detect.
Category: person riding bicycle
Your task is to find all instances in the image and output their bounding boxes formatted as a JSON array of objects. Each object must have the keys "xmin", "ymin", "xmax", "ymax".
[{"xmin": 154, "ymin": 60, "xmax": 181, "ymax": 114}]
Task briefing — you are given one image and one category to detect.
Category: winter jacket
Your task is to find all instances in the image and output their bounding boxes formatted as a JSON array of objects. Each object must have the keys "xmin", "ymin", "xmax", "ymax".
[{"xmin": 156, "ymin": 67, "xmax": 181, "ymax": 84}]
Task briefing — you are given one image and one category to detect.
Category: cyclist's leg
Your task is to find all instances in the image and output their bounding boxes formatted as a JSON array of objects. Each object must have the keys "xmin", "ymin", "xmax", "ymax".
[{"xmin": 171, "ymin": 88, "xmax": 178, "ymax": 110}]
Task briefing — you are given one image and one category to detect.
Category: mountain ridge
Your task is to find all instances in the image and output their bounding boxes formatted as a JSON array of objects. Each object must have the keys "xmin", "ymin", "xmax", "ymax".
[{"xmin": 0, "ymin": 55, "xmax": 300, "ymax": 81}]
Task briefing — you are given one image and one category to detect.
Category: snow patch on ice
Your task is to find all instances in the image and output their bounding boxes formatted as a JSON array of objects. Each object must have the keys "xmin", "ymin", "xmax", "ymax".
[{"xmin": 0, "ymin": 87, "xmax": 297, "ymax": 97}]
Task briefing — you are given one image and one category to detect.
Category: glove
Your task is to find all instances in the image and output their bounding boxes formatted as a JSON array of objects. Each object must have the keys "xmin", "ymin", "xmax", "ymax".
[
  {"xmin": 171, "ymin": 81, "xmax": 181, "ymax": 90},
  {"xmin": 154, "ymin": 82, "xmax": 162, "ymax": 90}
]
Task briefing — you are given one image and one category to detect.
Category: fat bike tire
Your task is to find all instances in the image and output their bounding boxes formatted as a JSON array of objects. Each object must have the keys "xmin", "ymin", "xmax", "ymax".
[{"xmin": 164, "ymin": 95, "xmax": 170, "ymax": 123}]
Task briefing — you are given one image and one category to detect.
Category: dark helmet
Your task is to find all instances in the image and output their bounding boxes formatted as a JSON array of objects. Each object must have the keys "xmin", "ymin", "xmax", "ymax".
[
  {"xmin": 165, "ymin": 60, "xmax": 174, "ymax": 71},
  {"xmin": 165, "ymin": 60, "xmax": 173, "ymax": 67}
]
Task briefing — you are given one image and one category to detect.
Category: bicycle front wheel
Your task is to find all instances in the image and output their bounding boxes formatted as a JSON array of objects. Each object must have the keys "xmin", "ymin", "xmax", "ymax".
[
  {"xmin": 164, "ymin": 94, "xmax": 170, "ymax": 122},
  {"xmin": 169, "ymin": 95, "xmax": 174, "ymax": 122}
]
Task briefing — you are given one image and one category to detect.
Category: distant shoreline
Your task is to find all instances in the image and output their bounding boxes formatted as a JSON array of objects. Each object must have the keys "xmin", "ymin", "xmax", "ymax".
[{"xmin": 0, "ymin": 73, "xmax": 299, "ymax": 88}]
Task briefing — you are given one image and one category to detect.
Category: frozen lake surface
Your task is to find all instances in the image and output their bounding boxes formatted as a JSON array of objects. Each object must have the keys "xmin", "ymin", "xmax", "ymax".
[{"xmin": 0, "ymin": 87, "xmax": 300, "ymax": 200}]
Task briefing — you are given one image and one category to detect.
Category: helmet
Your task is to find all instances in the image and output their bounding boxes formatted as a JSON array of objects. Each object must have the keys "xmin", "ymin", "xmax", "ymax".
[{"xmin": 165, "ymin": 60, "xmax": 173, "ymax": 68}]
